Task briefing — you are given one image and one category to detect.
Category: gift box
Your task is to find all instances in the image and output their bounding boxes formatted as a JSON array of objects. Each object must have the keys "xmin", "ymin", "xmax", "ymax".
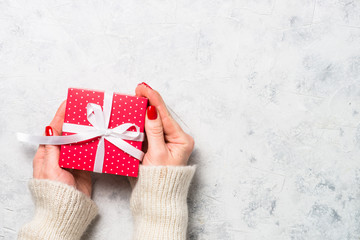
[{"xmin": 59, "ymin": 88, "xmax": 148, "ymax": 177}]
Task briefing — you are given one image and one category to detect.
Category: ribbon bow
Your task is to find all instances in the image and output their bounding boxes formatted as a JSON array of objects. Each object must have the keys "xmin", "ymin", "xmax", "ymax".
[{"xmin": 17, "ymin": 91, "xmax": 145, "ymax": 173}]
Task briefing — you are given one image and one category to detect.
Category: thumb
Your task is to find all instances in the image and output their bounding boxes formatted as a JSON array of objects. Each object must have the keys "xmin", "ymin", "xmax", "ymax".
[
  {"xmin": 44, "ymin": 125, "xmax": 61, "ymax": 167},
  {"xmin": 145, "ymin": 106, "xmax": 165, "ymax": 149}
]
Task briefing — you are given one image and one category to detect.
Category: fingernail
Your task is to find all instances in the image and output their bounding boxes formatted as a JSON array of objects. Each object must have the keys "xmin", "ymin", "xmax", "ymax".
[
  {"xmin": 138, "ymin": 82, "xmax": 153, "ymax": 90},
  {"xmin": 45, "ymin": 126, "xmax": 53, "ymax": 136},
  {"xmin": 147, "ymin": 106, "xmax": 157, "ymax": 120}
]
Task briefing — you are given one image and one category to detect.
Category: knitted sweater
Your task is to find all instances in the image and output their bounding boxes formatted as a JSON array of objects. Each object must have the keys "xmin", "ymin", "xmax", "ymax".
[{"xmin": 18, "ymin": 165, "xmax": 196, "ymax": 240}]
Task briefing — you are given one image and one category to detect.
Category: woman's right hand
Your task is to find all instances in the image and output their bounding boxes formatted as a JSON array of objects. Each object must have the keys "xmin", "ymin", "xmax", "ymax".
[{"xmin": 136, "ymin": 83, "xmax": 194, "ymax": 166}]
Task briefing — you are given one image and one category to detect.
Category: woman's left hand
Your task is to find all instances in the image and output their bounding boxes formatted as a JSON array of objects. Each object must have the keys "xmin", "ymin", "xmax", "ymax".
[{"xmin": 32, "ymin": 101, "xmax": 92, "ymax": 197}]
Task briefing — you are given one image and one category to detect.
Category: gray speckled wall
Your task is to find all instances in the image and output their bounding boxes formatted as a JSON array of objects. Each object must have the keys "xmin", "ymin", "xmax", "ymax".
[{"xmin": 1, "ymin": 0, "xmax": 360, "ymax": 239}]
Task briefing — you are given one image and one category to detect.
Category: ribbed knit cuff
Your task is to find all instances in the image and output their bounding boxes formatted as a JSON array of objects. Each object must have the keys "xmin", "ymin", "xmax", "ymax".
[
  {"xmin": 129, "ymin": 165, "xmax": 196, "ymax": 240},
  {"xmin": 18, "ymin": 179, "xmax": 98, "ymax": 240}
]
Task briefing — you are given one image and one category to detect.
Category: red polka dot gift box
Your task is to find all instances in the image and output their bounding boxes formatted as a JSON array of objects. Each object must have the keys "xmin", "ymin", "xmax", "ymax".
[{"xmin": 60, "ymin": 88, "xmax": 148, "ymax": 177}]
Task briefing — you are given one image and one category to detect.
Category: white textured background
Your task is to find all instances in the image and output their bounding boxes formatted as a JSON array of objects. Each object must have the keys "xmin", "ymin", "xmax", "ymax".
[{"xmin": 1, "ymin": 0, "xmax": 360, "ymax": 239}]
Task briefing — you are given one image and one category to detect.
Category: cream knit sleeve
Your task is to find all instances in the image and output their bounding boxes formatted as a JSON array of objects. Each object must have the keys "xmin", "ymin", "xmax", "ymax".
[
  {"xmin": 128, "ymin": 165, "xmax": 196, "ymax": 240},
  {"xmin": 18, "ymin": 179, "xmax": 98, "ymax": 240}
]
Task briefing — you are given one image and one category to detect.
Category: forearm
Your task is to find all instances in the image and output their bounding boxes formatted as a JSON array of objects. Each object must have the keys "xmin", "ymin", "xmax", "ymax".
[
  {"xmin": 18, "ymin": 179, "xmax": 98, "ymax": 240},
  {"xmin": 129, "ymin": 165, "xmax": 196, "ymax": 240}
]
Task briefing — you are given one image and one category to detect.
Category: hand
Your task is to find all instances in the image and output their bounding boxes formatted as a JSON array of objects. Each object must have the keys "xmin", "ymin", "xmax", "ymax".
[
  {"xmin": 136, "ymin": 83, "xmax": 194, "ymax": 166},
  {"xmin": 33, "ymin": 101, "xmax": 92, "ymax": 197}
]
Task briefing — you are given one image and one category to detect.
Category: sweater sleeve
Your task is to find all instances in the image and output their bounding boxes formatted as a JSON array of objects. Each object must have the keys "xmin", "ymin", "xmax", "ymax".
[
  {"xmin": 128, "ymin": 165, "xmax": 196, "ymax": 240},
  {"xmin": 18, "ymin": 179, "xmax": 98, "ymax": 240}
]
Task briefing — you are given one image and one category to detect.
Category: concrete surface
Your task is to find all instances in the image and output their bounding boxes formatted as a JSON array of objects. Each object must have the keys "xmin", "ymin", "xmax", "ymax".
[{"xmin": 1, "ymin": 0, "xmax": 360, "ymax": 239}]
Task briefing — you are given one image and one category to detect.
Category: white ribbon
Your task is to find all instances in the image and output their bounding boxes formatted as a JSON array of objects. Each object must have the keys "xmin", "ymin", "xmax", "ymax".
[{"xmin": 16, "ymin": 91, "xmax": 145, "ymax": 173}]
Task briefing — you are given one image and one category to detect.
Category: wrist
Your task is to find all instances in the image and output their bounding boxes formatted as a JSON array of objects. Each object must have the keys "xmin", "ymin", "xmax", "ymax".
[
  {"xmin": 18, "ymin": 179, "xmax": 98, "ymax": 240},
  {"xmin": 129, "ymin": 165, "xmax": 196, "ymax": 239},
  {"xmin": 141, "ymin": 155, "xmax": 189, "ymax": 166}
]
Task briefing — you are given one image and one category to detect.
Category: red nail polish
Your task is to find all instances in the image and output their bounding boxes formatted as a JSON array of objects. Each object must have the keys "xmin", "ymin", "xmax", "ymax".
[
  {"xmin": 147, "ymin": 106, "xmax": 157, "ymax": 120},
  {"xmin": 45, "ymin": 126, "xmax": 53, "ymax": 136},
  {"xmin": 139, "ymin": 82, "xmax": 153, "ymax": 90}
]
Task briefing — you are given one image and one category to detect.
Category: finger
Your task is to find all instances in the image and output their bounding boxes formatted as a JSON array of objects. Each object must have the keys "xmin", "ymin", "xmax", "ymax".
[
  {"xmin": 49, "ymin": 100, "xmax": 66, "ymax": 135},
  {"xmin": 72, "ymin": 170, "xmax": 92, "ymax": 197},
  {"xmin": 144, "ymin": 106, "xmax": 166, "ymax": 149},
  {"xmin": 33, "ymin": 127, "xmax": 49, "ymax": 177},
  {"xmin": 33, "ymin": 145, "xmax": 45, "ymax": 177},
  {"xmin": 135, "ymin": 84, "xmax": 185, "ymax": 138},
  {"xmin": 44, "ymin": 126, "xmax": 61, "ymax": 168},
  {"xmin": 43, "ymin": 101, "xmax": 66, "ymax": 168}
]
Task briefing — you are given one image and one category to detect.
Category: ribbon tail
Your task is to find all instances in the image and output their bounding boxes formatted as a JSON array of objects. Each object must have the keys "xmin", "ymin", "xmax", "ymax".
[
  {"xmin": 106, "ymin": 136, "xmax": 144, "ymax": 161},
  {"xmin": 93, "ymin": 137, "xmax": 105, "ymax": 173},
  {"xmin": 16, "ymin": 131, "xmax": 102, "ymax": 145}
]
